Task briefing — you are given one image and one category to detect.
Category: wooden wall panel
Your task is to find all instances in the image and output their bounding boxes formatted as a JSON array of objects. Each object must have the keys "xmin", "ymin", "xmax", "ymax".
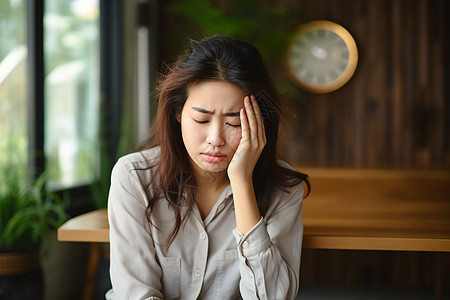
[{"xmin": 280, "ymin": 0, "xmax": 449, "ymax": 170}]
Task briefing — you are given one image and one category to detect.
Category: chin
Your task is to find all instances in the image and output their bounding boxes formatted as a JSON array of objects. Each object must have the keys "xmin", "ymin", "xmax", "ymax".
[
  {"xmin": 201, "ymin": 164, "xmax": 227, "ymax": 174},
  {"xmin": 196, "ymin": 160, "xmax": 229, "ymax": 174}
]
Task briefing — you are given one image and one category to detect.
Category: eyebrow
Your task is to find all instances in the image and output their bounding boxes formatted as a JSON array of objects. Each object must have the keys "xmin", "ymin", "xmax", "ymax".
[{"xmin": 192, "ymin": 107, "xmax": 240, "ymax": 117}]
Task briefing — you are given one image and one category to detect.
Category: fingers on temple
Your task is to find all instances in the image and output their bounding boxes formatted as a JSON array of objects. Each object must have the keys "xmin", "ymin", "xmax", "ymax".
[
  {"xmin": 245, "ymin": 96, "xmax": 258, "ymax": 148},
  {"xmin": 250, "ymin": 95, "xmax": 266, "ymax": 144},
  {"xmin": 240, "ymin": 98, "xmax": 249, "ymax": 140},
  {"xmin": 246, "ymin": 95, "xmax": 265, "ymax": 147}
]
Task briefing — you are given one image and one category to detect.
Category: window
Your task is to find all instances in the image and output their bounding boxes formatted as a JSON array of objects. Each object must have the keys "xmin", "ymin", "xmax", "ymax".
[
  {"xmin": 1, "ymin": 0, "xmax": 155, "ymax": 208},
  {"xmin": 0, "ymin": 0, "xmax": 118, "ymax": 205},
  {"xmin": 0, "ymin": 0, "xmax": 28, "ymax": 166},
  {"xmin": 1, "ymin": 0, "xmax": 102, "ymax": 190},
  {"xmin": 44, "ymin": 0, "xmax": 100, "ymax": 188}
]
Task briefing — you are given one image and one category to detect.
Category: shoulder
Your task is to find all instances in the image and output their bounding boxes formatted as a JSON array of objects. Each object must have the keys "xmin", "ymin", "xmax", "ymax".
[
  {"xmin": 116, "ymin": 146, "xmax": 161, "ymax": 171},
  {"xmin": 276, "ymin": 159, "xmax": 295, "ymax": 171},
  {"xmin": 276, "ymin": 159, "xmax": 307, "ymax": 185},
  {"xmin": 276, "ymin": 159, "xmax": 305, "ymax": 194},
  {"xmin": 109, "ymin": 147, "xmax": 162, "ymax": 205},
  {"xmin": 264, "ymin": 160, "xmax": 305, "ymax": 216},
  {"xmin": 111, "ymin": 146, "xmax": 161, "ymax": 185}
]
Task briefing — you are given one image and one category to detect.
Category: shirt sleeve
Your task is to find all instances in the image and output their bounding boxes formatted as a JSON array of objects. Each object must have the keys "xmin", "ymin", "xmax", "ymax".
[
  {"xmin": 232, "ymin": 182, "xmax": 304, "ymax": 300},
  {"xmin": 108, "ymin": 157, "xmax": 163, "ymax": 300}
]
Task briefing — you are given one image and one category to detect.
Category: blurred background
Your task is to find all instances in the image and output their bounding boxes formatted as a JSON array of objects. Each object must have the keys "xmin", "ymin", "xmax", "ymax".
[{"xmin": 0, "ymin": 0, "xmax": 448, "ymax": 299}]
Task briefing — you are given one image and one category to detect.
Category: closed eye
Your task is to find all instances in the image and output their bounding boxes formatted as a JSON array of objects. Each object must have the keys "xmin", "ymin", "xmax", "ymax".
[
  {"xmin": 226, "ymin": 122, "xmax": 241, "ymax": 128},
  {"xmin": 193, "ymin": 119, "xmax": 208, "ymax": 124}
]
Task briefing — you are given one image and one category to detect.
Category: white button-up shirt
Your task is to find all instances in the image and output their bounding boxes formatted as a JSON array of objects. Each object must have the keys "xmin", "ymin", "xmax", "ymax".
[{"xmin": 107, "ymin": 147, "xmax": 304, "ymax": 300}]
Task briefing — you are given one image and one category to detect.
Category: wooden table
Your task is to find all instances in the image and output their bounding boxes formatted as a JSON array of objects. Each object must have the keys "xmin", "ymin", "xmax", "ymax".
[
  {"xmin": 58, "ymin": 168, "xmax": 450, "ymax": 252},
  {"xmin": 58, "ymin": 209, "xmax": 109, "ymax": 243},
  {"xmin": 58, "ymin": 209, "xmax": 109, "ymax": 300},
  {"xmin": 58, "ymin": 168, "xmax": 450, "ymax": 299},
  {"xmin": 301, "ymin": 168, "xmax": 450, "ymax": 252}
]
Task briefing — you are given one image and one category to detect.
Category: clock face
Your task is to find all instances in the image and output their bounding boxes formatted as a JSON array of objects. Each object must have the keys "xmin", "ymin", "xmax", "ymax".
[{"xmin": 285, "ymin": 21, "xmax": 358, "ymax": 93}]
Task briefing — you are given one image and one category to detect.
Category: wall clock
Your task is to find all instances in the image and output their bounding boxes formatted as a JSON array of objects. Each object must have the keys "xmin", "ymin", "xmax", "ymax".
[{"xmin": 284, "ymin": 20, "xmax": 358, "ymax": 93}]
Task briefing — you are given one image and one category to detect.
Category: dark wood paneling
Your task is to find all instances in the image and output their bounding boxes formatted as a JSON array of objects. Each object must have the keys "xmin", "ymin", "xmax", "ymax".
[{"xmin": 281, "ymin": 0, "xmax": 449, "ymax": 170}]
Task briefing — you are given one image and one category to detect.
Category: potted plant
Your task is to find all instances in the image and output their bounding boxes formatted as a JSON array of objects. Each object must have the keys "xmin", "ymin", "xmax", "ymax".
[{"xmin": 0, "ymin": 156, "xmax": 67, "ymax": 300}]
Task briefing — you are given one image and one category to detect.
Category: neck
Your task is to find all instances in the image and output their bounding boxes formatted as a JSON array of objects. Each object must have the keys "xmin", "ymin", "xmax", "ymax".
[{"xmin": 192, "ymin": 167, "xmax": 229, "ymax": 192}]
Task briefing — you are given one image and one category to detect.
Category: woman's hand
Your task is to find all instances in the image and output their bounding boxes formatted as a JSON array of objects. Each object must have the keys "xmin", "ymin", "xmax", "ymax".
[
  {"xmin": 227, "ymin": 95, "xmax": 266, "ymax": 182},
  {"xmin": 228, "ymin": 95, "xmax": 266, "ymax": 233}
]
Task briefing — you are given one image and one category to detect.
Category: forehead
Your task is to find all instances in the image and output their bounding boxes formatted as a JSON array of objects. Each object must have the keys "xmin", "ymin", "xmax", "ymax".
[{"xmin": 185, "ymin": 81, "xmax": 247, "ymax": 109}]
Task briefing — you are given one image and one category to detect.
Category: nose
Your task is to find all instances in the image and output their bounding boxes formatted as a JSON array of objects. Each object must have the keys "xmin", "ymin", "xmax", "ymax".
[{"xmin": 207, "ymin": 122, "xmax": 225, "ymax": 147}]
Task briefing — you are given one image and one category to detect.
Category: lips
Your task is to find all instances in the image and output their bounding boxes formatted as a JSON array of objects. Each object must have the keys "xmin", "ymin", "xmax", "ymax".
[{"xmin": 201, "ymin": 152, "xmax": 227, "ymax": 163}]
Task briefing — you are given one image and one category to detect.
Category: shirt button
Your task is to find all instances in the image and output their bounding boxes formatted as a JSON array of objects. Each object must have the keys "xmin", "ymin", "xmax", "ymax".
[
  {"xmin": 199, "ymin": 232, "xmax": 207, "ymax": 240},
  {"xmin": 242, "ymin": 241, "xmax": 249, "ymax": 248},
  {"xmin": 218, "ymin": 204, "xmax": 225, "ymax": 211},
  {"xmin": 194, "ymin": 269, "xmax": 202, "ymax": 277}
]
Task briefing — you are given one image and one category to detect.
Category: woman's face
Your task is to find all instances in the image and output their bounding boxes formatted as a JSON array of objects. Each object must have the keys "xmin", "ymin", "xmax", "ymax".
[{"xmin": 179, "ymin": 81, "xmax": 246, "ymax": 177}]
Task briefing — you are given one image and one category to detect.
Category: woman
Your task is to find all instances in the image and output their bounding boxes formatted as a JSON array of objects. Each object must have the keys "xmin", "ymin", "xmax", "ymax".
[{"xmin": 107, "ymin": 35, "xmax": 309, "ymax": 300}]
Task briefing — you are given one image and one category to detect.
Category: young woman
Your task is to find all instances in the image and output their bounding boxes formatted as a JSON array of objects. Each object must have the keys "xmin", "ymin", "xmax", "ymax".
[{"xmin": 107, "ymin": 35, "xmax": 309, "ymax": 300}]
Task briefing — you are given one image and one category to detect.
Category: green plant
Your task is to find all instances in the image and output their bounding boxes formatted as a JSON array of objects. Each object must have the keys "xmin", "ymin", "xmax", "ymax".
[{"xmin": 0, "ymin": 153, "xmax": 67, "ymax": 252}]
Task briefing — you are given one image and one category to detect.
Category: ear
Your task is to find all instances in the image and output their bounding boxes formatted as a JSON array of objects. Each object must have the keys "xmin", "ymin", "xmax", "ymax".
[{"xmin": 176, "ymin": 111, "xmax": 181, "ymax": 123}]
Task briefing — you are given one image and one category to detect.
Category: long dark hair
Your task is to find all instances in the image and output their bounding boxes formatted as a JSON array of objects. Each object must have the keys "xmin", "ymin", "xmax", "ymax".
[{"xmin": 138, "ymin": 35, "xmax": 309, "ymax": 248}]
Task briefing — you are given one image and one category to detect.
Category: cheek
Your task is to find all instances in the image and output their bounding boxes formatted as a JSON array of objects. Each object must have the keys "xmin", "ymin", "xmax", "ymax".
[
  {"xmin": 181, "ymin": 120, "xmax": 204, "ymax": 146},
  {"xmin": 185, "ymin": 127, "xmax": 205, "ymax": 143},
  {"xmin": 225, "ymin": 128, "xmax": 242, "ymax": 150}
]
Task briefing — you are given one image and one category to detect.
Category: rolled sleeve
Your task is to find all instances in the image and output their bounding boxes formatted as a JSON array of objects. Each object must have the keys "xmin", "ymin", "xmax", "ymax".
[{"xmin": 233, "ymin": 217, "xmax": 271, "ymax": 258}]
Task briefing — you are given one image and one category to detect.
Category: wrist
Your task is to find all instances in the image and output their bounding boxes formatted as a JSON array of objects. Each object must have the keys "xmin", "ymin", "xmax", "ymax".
[
  {"xmin": 229, "ymin": 173, "xmax": 253, "ymax": 187},
  {"xmin": 228, "ymin": 166, "xmax": 253, "ymax": 182}
]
